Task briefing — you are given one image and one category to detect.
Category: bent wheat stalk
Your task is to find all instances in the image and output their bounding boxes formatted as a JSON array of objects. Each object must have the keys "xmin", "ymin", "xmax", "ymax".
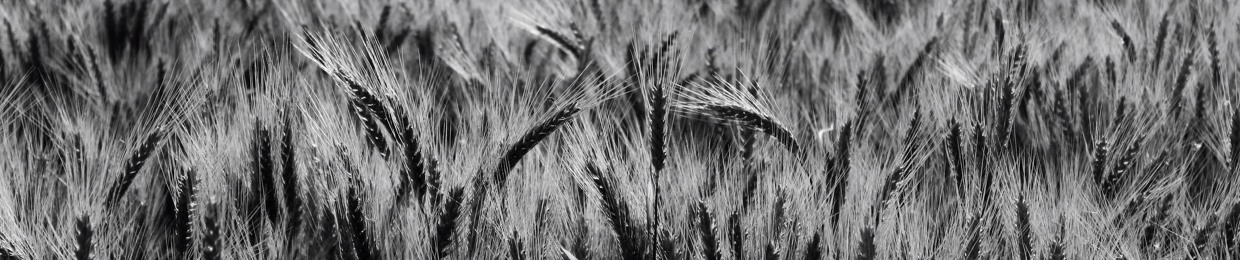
[
  {"xmin": 704, "ymin": 105, "xmax": 800, "ymax": 153},
  {"xmin": 105, "ymin": 131, "xmax": 163, "ymax": 207},
  {"xmin": 678, "ymin": 78, "xmax": 801, "ymax": 154},
  {"xmin": 494, "ymin": 106, "xmax": 581, "ymax": 184}
]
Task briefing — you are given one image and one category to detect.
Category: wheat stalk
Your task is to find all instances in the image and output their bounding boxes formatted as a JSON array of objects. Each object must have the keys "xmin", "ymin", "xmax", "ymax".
[
  {"xmin": 202, "ymin": 203, "xmax": 221, "ymax": 260},
  {"xmin": 642, "ymin": 34, "xmax": 680, "ymax": 255},
  {"xmin": 1046, "ymin": 215, "xmax": 1066, "ymax": 260},
  {"xmin": 741, "ymin": 167, "xmax": 759, "ymax": 212},
  {"xmin": 650, "ymin": 77, "xmax": 668, "ymax": 172},
  {"xmin": 1194, "ymin": 82, "xmax": 1209, "ymax": 121},
  {"xmin": 1015, "ymin": 197, "xmax": 1031, "ymax": 260},
  {"xmin": 333, "ymin": 208, "xmax": 360, "ymax": 260},
  {"xmin": 588, "ymin": 163, "xmax": 648, "ymax": 260},
  {"xmin": 349, "ymin": 99, "xmax": 390, "ymax": 157},
  {"xmin": 1151, "ymin": 7, "xmax": 1173, "ymax": 68},
  {"xmin": 508, "ymin": 231, "xmax": 526, "ymax": 260},
  {"xmin": 993, "ymin": 14, "xmax": 1005, "ymax": 56},
  {"xmin": 1104, "ymin": 140, "xmax": 1140, "ymax": 199},
  {"xmin": 1221, "ymin": 202, "xmax": 1238, "ymax": 250},
  {"xmin": 1090, "ymin": 141, "xmax": 1109, "ymax": 196},
  {"xmin": 877, "ymin": 110, "xmax": 924, "ymax": 215},
  {"xmin": 888, "ymin": 37, "xmax": 939, "ymax": 109},
  {"xmin": 395, "ymin": 126, "xmax": 427, "ymax": 205},
  {"xmin": 1190, "ymin": 214, "xmax": 1217, "ymax": 258},
  {"xmin": 856, "ymin": 227, "xmax": 875, "ymax": 260},
  {"xmin": 464, "ymin": 184, "xmax": 489, "ymax": 256},
  {"xmin": 1114, "ymin": 98, "xmax": 1127, "ymax": 127},
  {"xmin": 494, "ymin": 106, "xmax": 580, "ymax": 184},
  {"xmin": 74, "ymin": 216, "xmax": 92, "ymax": 260},
  {"xmin": 763, "ymin": 241, "xmax": 778, "ymax": 260},
  {"xmin": 1232, "ymin": 111, "xmax": 1240, "ymax": 170},
  {"xmin": 85, "ymin": 44, "xmax": 107, "ymax": 101},
  {"xmin": 962, "ymin": 215, "xmax": 982, "ymax": 260},
  {"xmin": 999, "ymin": 45, "xmax": 1029, "ymax": 144},
  {"xmin": 250, "ymin": 125, "xmax": 280, "ymax": 231},
  {"xmin": 728, "ymin": 211, "xmax": 744, "ymax": 259},
  {"xmin": 831, "ymin": 121, "xmax": 853, "ymax": 230},
  {"xmin": 564, "ymin": 210, "xmax": 590, "ymax": 259},
  {"xmin": 804, "ymin": 230, "xmax": 823, "ymax": 260},
  {"xmin": 437, "ymin": 187, "xmax": 464, "ymax": 259},
  {"xmin": 1140, "ymin": 196, "xmax": 1173, "ymax": 249},
  {"xmin": 175, "ymin": 169, "xmax": 197, "ymax": 258},
  {"xmin": 679, "ymin": 74, "xmax": 801, "ymax": 153},
  {"xmin": 973, "ymin": 126, "xmax": 995, "ymax": 208},
  {"xmin": 340, "ymin": 75, "xmax": 398, "ymax": 139},
  {"xmin": 694, "ymin": 201, "xmax": 720, "ymax": 260},
  {"xmin": 105, "ymin": 131, "xmax": 163, "ymax": 207},
  {"xmin": 1110, "ymin": 20, "xmax": 1136, "ymax": 61},
  {"xmin": 1066, "ymin": 59, "xmax": 1095, "ymax": 145},
  {"xmin": 764, "ymin": 193, "xmax": 788, "ymax": 260},
  {"xmin": 1207, "ymin": 24, "xmax": 1221, "ymax": 88},
  {"xmin": 533, "ymin": 26, "xmax": 584, "ymax": 61},
  {"xmin": 346, "ymin": 175, "xmax": 374, "ymax": 260},
  {"xmin": 0, "ymin": 21, "xmax": 9, "ymax": 80},
  {"xmin": 1170, "ymin": 50, "xmax": 1195, "ymax": 117},
  {"xmin": 281, "ymin": 122, "xmax": 302, "ymax": 237},
  {"xmin": 1053, "ymin": 91, "xmax": 1073, "ymax": 142},
  {"xmin": 704, "ymin": 105, "xmax": 800, "ymax": 153},
  {"xmin": 947, "ymin": 120, "xmax": 964, "ymax": 197},
  {"xmin": 1115, "ymin": 194, "xmax": 1146, "ymax": 226}
]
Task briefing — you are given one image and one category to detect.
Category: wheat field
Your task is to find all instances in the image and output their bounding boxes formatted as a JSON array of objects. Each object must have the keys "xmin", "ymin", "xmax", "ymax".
[{"xmin": 0, "ymin": 0, "xmax": 1238, "ymax": 259}]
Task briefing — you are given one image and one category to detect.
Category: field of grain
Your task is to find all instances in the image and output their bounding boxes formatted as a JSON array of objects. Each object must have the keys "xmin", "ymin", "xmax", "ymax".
[{"xmin": 0, "ymin": 0, "xmax": 1238, "ymax": 259}]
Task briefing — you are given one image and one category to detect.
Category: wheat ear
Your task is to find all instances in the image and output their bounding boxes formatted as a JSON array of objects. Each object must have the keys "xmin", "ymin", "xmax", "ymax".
[{"xmin": 105, "ymin": 132, "xmax": 162, "ymax": 207}]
